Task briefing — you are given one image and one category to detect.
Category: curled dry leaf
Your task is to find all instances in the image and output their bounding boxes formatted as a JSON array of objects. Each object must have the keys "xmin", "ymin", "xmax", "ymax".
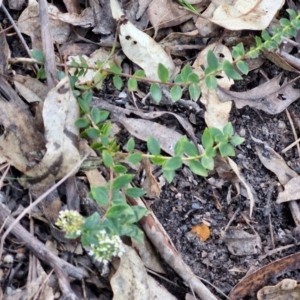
[
  {"xmin": 21, "ymin": 77, "xmax": 81, "ymax": 188},
  {"xmin": 110, "ymin": 0, "xmax": 175, "ymax": 80},
  {"xmin": 257, "ymin": 278, "xmax": 300, "ymax": 300},
  {"xmin": 221, "ymin": 228, "xmax": 262, "ymax": 256},
  {"xmin": 193, "ymin": 42, "xmax": 233, "ymax": 129},
  {"xmin": 230, "ymin": 252, "xmax": 300, "ymax": 299},
  {"xmin": 209, "ymin": 0, "xmax": 285, "ymax": 30},
  {"xmin": 217, "ymin": 74, "xmax": 300, "ymax": 115}
]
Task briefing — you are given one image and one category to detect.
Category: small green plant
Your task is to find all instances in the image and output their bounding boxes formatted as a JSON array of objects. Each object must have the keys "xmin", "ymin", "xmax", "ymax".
[{"xmin": 52, "ymin": 8, "xmax": 300, "ymax": 264}]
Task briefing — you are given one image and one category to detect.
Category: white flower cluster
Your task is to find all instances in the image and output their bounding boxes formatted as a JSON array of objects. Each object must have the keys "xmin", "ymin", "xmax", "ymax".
[
  {"xmin": 88, "ymin": 230, "xmax": 125, "ymax": 264},
  {"xmin": 55, "ymin": 210, "xmax": 84, "ymax": 238}
]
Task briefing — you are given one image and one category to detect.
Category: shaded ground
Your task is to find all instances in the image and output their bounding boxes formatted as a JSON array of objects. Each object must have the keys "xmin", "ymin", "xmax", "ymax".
[{"xmin": 151, "ymin": 69, "xmax": 300, "ymax": 298}]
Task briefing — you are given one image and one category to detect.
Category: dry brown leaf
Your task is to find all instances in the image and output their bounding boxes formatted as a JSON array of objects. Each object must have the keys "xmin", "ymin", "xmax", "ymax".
[
  {"xmin": 263, "ymin": 50, "xmax": 300, "ymax": 73},
  {"xmin": 0, "ymin": 76, "xmax": 45, "ymax": 171},
  {"xmin": 13, "ymin": 74, "xmax": 49, "ymax": 103},
  {"xmin": 147, "ymin": 0, "xmax": 206, "ymax": 30},
  {"xmin": 217, "ymin": 74, "xmax": 300, "ymax": 115},
  {"xmin": 209, "ymin": 0, "xmax": 285, "ymax": 30},
  {"xmin": 55, "ymin": 7, "xmax": 95, "ymax": 27},
  {"xmin": 257, "ymin": 278, "xmax": 300, "ymax": 300},
  {"xmin": 193, "ymin": 42, "xmax": 233, "ymax": 128},
  {"xmin": 195, "ymin": 2, "xmax": 221, "ymax": 37},
  {"xmin": 276, "ymin": 177, "xmax": 300, "ymax": 204},
  {"xmin": 132, "ymin": 237, "xmax": 165, "ymax": 274},
  {"xmin": 228, "ymin": 157, "xmax": 256, "ymax": 217},
  {"xmin": 111, "ymin": 0, "xmax": 175, "ymax": 80},
  {"xmin": 230, "ymin": 252, "xmax": 300, "ymax": 299},
  {"xmin": 21, "ymin": 76, "xmax": 81, "ymax": 188},
  {"xmin": 111, "ymin": 245, "xmax": 150, "ymax": 300},
  {"xmin": 159, "ymin": 32, "xmax": 204, "ymax": 56},
  {"xmin": 120, "ymin": 118, "xmax": 183, "ymax": 156},
  {"xmin": 255, "ymin": 138, "xmax": 298, "ymax": 185},
  {"xmin": 147, "ymin": 275, "xmax": 178, "ymax": 300},
  {"xmin": 18, "ymin": 0, "xmax": 71, "ymax": 49},
  {"xmin": 221, "ymin": 227, "xmax": 261, "ymax": 256}
]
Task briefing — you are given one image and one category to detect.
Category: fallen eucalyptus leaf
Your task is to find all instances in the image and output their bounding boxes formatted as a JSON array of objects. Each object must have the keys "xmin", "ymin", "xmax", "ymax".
[{"xmin": 217, "ymin": 74, "xmax": 300, "ymax": 115}]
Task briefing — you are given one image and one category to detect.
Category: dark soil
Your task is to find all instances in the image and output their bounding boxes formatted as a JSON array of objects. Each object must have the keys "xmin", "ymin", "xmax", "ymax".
[{"xmin": 151, "ymin": 69, "xmax": 300, "ymax": 299}]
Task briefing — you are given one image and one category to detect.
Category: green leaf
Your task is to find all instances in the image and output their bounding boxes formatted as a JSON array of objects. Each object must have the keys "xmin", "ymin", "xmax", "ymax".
[
  {"xmin": 163, "ymin": 169, "xmax": 175, "ymax": 183},
  {"xmin": 91, "ymin": 107, "xmax": 104, "ymax": 124},
  {"xmin": 207, "ymin": 50, "xmax": 219, "ymax": 70},
  {"xmin": 280, "ymin": 18, "xmax": 291, "ymax": 27},
  {"xmin": 287, "ymin": 9, "xmax": 297, "ymax": 19},
  {"xmin": 37, "ymin": 67, "xmax": 46, "ymax": 79},
  {"xmin": 126, "ymin": 153, "xmax": 142, "ymax": 164},
  {"xmin": 113, "ymin": 164, "xmax": 127, "ymax": 174},
  {"xmin": 219, "ymin": 142, "xmax": 235, "ymax": 157},
  {"xmin": 187, "ymin": 72, "xmax": 200, "ymax": 84},
  {"xmin": 125, "ymin": 188, "xmax": 146, "ymax": 198},
  {"xmin": 189, "ymin": 83, "xmax": 201, "ymax": 101},
  {"xmin": 183, "ymin": 140, "xmax": 198, "ymax": 156},
  {"xmin": 174, "ymin": 74, "xmax": 184, "ymax": 84},
  {"xmin": 126, "ymin": 138, "xmax": 135, "ymax": 153},
  {"xmin": 205, "ymin": 146, "xmax": 217, "ymax": 158},
  {"xmin": 90, "ymin": 186, "xmax": 109, "ymax": 206},
  {"xmin": 205, "ymin": 75, "xmax": 217, "ymax": 90},
  {"xmin": 85, "ymin": 128, "xmax": 100, "ymax": 139},
  {"xmin": 113, "ymin": 174, "xmax": 134, "ymax": 189},
  {"xmin": 163, "ymin": 157, "xmax": 182, "ymax": 171},
  {"xmin": 102, "ymin": 150, "xmax": 114, "ymax": 168},
  {"xmin": 170, "ymin": 85, "xmax": 182, "ymax": 102},
  {"xmin": 82, "ymin": 212, "xmax": 101, "ymax": 230},
  {"xmin": 134, "ymin": 69, "xmax": 146, "ymax": 77},
  {"xmin": 158, "ymin": 63, "xmax": 169, "ymax": 83},
  {"xmin": 131, "ymin": 206, "xmax": 148, "ymax": 221},
  {"xmin": 113, "ymin": 75, "xmax": 123, "ymax": 90},
  {"xmin": 215, "ymin": 133, "xmax": 228, "ymax": 143},
  {"xmin": 208, "ymin": 127, "xmax": 223, "ymax": 139},
  {"xmin": 223, "ymin": 123, "xmax": 234, "ymax": 137},
  {"xmin": 128, "ymin": 78, "xmax": 138, "ymax": 91},
  {"xmin": 236, "ymin": 61, "xmax": 249, "ymax": 75},
  {"xmin": 230, "ymin": 135, "xmax": 245, "ymax": 146},
  {"xmin": 261, "ymin": 30, "xmax": 271, "ymax": 41},
  {"xmin": 150, "ymin": 83, "xmax": 162, "ymax": 103},
  {"xmin": 31, "ymin": 49, "xmax": 45, "ymax": 62},
  {"xmin": 255, "ymin": 36, "xmax": 262, "ymax": 47},
  {"xmin": 181, "ymin": 65, "xmax": 193, "ymax": 82},
  {"xmin": 75, "ymin": 118, "xmax": 90, "ymax": 128},
  {"xmin": 150, "ymin": 156, "xmax": 167, "ymax": 165},
  {"xmin": 147, "ymin": 136, "xmax": 160, "ymax": 155},
  {"xmin": 110, "ymin": 62, "xmax": 122, "ymax": 74},
  {"xmin": 201, "ymin": 155, "xmax": 214, "ymax": 170},
  {"xmin": 174, "ymin": 136, "xmax": 186, "ymax": 156},
  {"xmin": 232, "ymin": 43, "xmax": 245, "ymax": 60},
  {"xmin": 106, "ymin": 204, "xmax": 134, "ymax": 219},
  {"xmin": 222, "ymin": 60, "xmax": 242, "ymax": 80},
  {"xmin": 189, "ymin": 160, "xmax": 207, "ymax": 177},
  {"xmin": 202, "ymin": 128, "xmax": 214, "ymax": 149},
  {"xmin": 120, "ymin": 224, "xmax": 144, "ymax": 242}
]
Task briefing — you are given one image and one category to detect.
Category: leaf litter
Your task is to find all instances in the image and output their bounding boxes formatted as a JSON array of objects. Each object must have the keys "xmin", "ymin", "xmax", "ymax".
[{"xmin": 2, "ymin": 0, "xmax": 300, "ymax": 299}]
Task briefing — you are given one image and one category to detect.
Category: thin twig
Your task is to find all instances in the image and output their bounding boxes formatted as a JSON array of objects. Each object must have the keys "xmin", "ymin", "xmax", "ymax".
[{"xmin": 0, "ymin": 154, "xmax": 87, "ymax": 259}]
